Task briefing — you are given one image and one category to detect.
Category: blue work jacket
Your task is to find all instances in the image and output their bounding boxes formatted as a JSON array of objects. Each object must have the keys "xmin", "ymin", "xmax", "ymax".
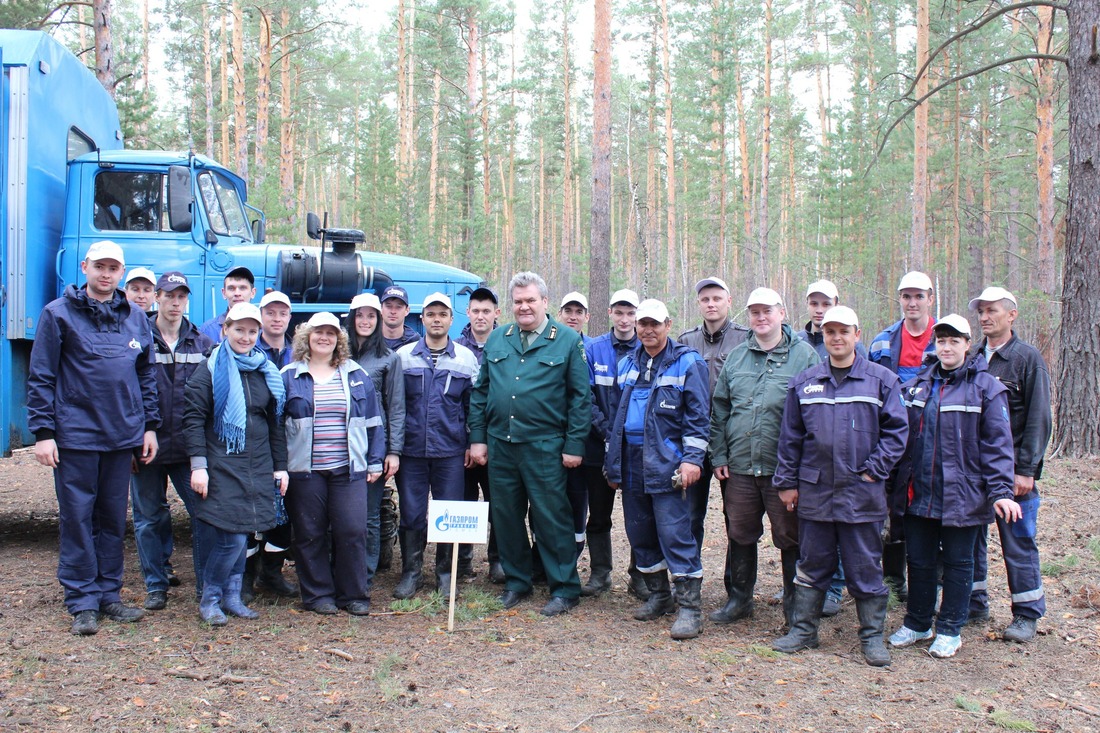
[
  {"xmin": 896, "ymin": 355, "xmax": 1015, "ymax": 527},
  {"xmin": 773, "ymin": 354, "xmax": 909, "ymax": 522},
  {"xmin": 586, "ymin": 331, "xmax": 638, "ymax": 464},
  {"xmin": 869, "ymin": 318, "xmax": 937, "ymax": 383},
  {"xmin": 281, "ymin": 360, "xmax": 386, "ymax": 478},
  {"xmin": 149, "ymin": 314, "xmax": 213, "ymax": 464},
  {"xmin": 604, "ymin": 339, "xmax": 710, "ymax": 493},
  {"xmin": 396, "ymin": 338, "xmax": 480, "ymax": 458}
]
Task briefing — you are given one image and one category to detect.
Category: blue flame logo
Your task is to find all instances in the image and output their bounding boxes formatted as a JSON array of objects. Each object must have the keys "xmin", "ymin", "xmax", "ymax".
[{"xmin": 436, "ymin": 511, "xmax": 450, "ymax": 531}]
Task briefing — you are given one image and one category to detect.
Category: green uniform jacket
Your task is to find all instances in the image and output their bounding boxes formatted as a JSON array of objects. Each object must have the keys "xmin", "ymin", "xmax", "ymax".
[
  {"xmin": 708, "ymin": 324, "xmax": 820, "ymax": 477},
  {"xmin": 469, "ymin": 317, "xmax": 592, "ymax": 455}
]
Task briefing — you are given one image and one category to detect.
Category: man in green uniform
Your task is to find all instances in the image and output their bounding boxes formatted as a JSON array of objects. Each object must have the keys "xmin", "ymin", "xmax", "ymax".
[{"xmin": 469, "ymin": 271, "xmax": 592, "ymax": 617}]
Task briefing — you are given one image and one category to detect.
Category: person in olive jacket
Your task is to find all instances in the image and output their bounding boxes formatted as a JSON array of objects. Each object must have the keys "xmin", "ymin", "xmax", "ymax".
[
  {"xmin": 708, "ymin": 288, "xmax": 819, "ymax": 628},
  {"xmin": 184, "ymin": 303, "xmax": 288, "ymax": 627}
]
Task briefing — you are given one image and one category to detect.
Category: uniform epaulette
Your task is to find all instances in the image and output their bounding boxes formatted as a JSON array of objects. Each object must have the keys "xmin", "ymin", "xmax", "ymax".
[
  {"xmin": 505, "ymin": 324, "xmax": 515, "ymax": 336},
  {"xmin": 548, "ymin": 326, "xmax": 557, "ymax": 340}
]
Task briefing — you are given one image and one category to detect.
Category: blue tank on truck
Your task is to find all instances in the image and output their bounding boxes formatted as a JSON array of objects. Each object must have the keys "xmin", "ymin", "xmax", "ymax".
[{"xmin": 0, "ymin": 30, "xmax": 483, "ymax": 455}]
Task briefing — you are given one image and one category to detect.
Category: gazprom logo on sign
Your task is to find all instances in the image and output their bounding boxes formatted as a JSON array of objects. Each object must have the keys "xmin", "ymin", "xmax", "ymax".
[{"xmin": 427, "ymin": 500, "xmax": 491, "ymax": 544}]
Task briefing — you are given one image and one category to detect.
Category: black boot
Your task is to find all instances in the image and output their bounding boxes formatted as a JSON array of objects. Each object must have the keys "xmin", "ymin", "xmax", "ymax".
[
  {"xmin": 580, "ymin": 532, "xmax": 613, "ymax": 597},
  {"xmin": 257, "ymin": 550, "xmax": 299, "ymax": 598},
  {"xmin": 240, "ymin": 552, "xmax": 259, "ymax": 605},
  {"xmin": 883, "ymin": 541, "xmax": 908, "ymax": 602},
  {"xmin": 393, "ymin": 529, "xmax": 425, "ymax": 600},
  {"xmin": 626, "ymin": 549, "xmax": 651, "ymax": 600},
  {"xmin": 633, "ymin": 571, "xmax": 676, "ymax": 620},
  {"xmin": 378, "ymin": 484, "xmax": 398, "ymax": 572},
  {"xmin": 456, "ymin": 543, "xmax": 475, "ymax": 579},
  {"xmin": 772, "ymin": 585, "xmax": 826, "ymax": 654},
  {"xmin": 436, "ymin": 543, "xmax": 455, "ymax": 601},
  {"xmin": 709, "ymin": 542, "xmax": 757, "ymax": 624},
  {"xmin": 856, "ymin": 594, "xmax": 891, "ymax": 667},
  {"xmin": 670, "ymin": 576, "xmax": 704, "ymax": 640},
  {"xmin": 780, "ymin": 547, "xmax": 799, "ymax": 629}
]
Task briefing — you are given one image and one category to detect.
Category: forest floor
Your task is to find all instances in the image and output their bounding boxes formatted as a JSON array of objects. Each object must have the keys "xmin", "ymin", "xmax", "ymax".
[{"xmin": 0, "ymin": 450, "xmax": 1097, "ymax": 732}]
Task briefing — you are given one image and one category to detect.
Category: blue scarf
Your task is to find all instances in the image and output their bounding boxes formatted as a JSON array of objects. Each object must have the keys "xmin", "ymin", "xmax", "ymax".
[{"xmin": 209, "ymin": 343, "xmax": 286, "ymax": 454}]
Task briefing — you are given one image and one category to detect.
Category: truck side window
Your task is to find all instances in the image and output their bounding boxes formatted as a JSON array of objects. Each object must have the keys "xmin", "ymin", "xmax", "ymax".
[
  {"xmin": 93, "ymin": 171, "xmax": 165, "ymax": 232},
  {"xmin": 197, "ymin": 171, "xmax": 251, "ymax": 241},
  {"xmin": 67, "ymin": 127, "xmax": 95, "ymax": 161}
]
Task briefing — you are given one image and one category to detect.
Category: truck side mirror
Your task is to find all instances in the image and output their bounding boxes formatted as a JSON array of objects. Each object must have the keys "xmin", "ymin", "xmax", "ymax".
[
  {"xmin": 306, "ymin": 212, "xmax": 321, "ymax": 240},
  {"xmin": 167, "ymin": 165, "xmax": 192, "ymax": 233},
  {"xmin": 252, "ymin": 218, "xmax": 265, "ymax": 243}
]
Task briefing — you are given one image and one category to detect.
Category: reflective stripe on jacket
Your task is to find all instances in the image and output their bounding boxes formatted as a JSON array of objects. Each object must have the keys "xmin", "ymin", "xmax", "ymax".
[{"xmin": 396, "ymin": 338, "xmax": 479, "ymax": 458}]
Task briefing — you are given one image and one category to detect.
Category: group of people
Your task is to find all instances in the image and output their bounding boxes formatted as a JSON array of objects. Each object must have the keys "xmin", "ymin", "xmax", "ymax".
[{"xmin": 28, "ymin": 242, "xmax": 1050, "ymax": 667}]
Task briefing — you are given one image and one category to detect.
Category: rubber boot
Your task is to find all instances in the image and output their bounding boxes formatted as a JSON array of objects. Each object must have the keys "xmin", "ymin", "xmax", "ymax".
[
  {"xmin": 199, "ymin": 584, "xmax": 227, "ymax": 626},
  {"xmin": 883, "ymin": 541, "xmax": 908, "ymax": 602},
  {"xmin": 580, "ymin": 532, "xmax": 613, "ymax": 597},
  {"xmin": 772, "ymin": 585, "xmax": 826, "ymax": 654},
  {"xmin": 633, "ymin": 571, "xmax": 677, "ymax": 620},
  {"xmin": 222, "ymin": 574, "xmax": 260, "ymax": 619},
  {"xmin": 780, "ymin": 547, "xmax": 799, "ymax": 629},
  {"xmin": 709, "ymin": 542, "xmax": 757, "ymax": 624},
  {"xmin": 456, "ymin": 542, "xmax": 475, "ymax": 579},
  {"xmin": 626, "ymin": 549, "xmax": 651, "ymax": 600},
  {"xmin": 378, "ymin": 483, "xmax": 398, "ymax": 572},
  {"xmin": 239, "ymin": 552, "xmax": 259, "ymax": 605},
  {"xmin": 436, "ymin": 543, "xmax": 454, "ymax": 601},
  {"xmin": 856, "ymin": 594, "xmax": 891, "ymax": 667},
  {"xmin": 670, "ymin": 576, "xmax": 704, "ymax": 640},
  {"xmin": 393, "ymin": 529, "xmax": 425, "ymax": 600},
  {"xmin": 257, "ymin": 549, "xmax": 299, "ymax": 597}
]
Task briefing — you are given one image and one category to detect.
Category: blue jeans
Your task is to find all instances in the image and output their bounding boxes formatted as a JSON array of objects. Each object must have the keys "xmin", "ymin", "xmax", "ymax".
[
  {"xmin": 905, "ymin": 515, "xmax": 980, "ymax": 637},
  {"xmin": 971, "ymin": 488, "xmax": 1044, "ymax": 619},
  {"xmin": 202, "ymin": 524, "xmax": 247, "ymax": 590},
  {"xmin": 131, "ymin": 461, "xmax": 212, "ymax": 592},
  {"xmin": 364, "ymin": 475, "xmax": 385, "ymax": 592},
  {"xmin": 621, "ymin": 444, "xmax": 701, "ymax": 577}
]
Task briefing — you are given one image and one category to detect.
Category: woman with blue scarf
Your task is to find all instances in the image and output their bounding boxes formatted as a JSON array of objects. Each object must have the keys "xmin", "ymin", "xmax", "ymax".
[{"xmin": 184, "ymin": 303, "xmax": 288, "ymax": 626}]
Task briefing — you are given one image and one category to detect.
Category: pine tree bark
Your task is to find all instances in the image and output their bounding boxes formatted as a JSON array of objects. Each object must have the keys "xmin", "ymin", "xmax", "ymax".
[
  {"xmin": 231, "ymin": 0, "xmax": 248, "ymax": 180},
  {"xmin": 220, "ymin": 11, "xmax": 230, "ymax": 165},
  {"xmin": 659, "ymin": 0, "xmax": 676, "ymax": 291},
  {"xmin": 428, "ymin": 66, "xmax": 442, "ymax": 239},
  {"xmin": 910, "ymin": 0, "xmax": 929, "ymax": 269},
  {"xmin": 93, "ymin": 0, "xmax": 115, "ymax": 97},
  {"xmin": 1054, "ymin": 0, "xmax": 1100, "ymax": 456},
  {"xmin": 255, "ymin": 8, "xmax": 271, "ymax": 182},
  {"xmin": 202, "ymin": 2, "xmax": 215, "ymax": 157},
  {"xmin": 1033, "ymin": 2, "xmax": 1057, "ymax": 365},
  {"xmin": 756, "ymin": 0, "xmax": 772, "ymax": 284},
  {"xmin": 562, "ymin": 7, "xmax": 575, "ymax": 268},
  {"xmin": 590, "ymin": 0, "xmax": 611, "ymax": 334},
  {"xmin": 278, "ymin": 9, "xmax": 296, "ymax": 229}
]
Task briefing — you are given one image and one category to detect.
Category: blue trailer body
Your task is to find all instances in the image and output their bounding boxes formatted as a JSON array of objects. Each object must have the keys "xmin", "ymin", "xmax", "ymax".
[{"xmin": 0, "ymin": 30, "xmax": 483, "ymax": 455}]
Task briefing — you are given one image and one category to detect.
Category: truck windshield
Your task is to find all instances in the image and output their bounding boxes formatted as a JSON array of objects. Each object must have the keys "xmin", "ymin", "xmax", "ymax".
[{"xmin": 197, "ymin": 171, "xmax": 252, "ymax": 241}]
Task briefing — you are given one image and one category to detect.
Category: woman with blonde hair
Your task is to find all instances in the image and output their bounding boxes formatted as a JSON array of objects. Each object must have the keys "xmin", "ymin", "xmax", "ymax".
[{"xmin": 282, "ymin": 312, "xmax": 385, "ymax": 615}]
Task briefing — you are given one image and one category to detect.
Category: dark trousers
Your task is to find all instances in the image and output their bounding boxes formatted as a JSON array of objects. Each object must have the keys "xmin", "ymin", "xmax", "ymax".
[
  {"xmin": 463, "ymin": 463, "xmax": 498, "ymax": 560},
  {"xmin": 202, "ymin": 524, "xmax": 247, "ymax": 588},
  {"xmin": 690, "ymin": 457, "xmax": 714, "ymax": 551},
  {"xmin": 487, "ymin": 438, "xmax": 581, "ymax": 598},
  {"xmin": 364, "ymin": 475, "xmax": 385, "ymax": 591},
  {"xmin": 621, "ymin": 444, "xmax": 701, "ymax": 577},
  {"xmin": 55, "ymin": 448, "xmax": 133, "ymax": 614},
  {"xmin": 724, "ymin": 473, "xmax": 798, "ymax": 550},
  {"xmin": 585, "ymin": 464, "xmax": 618, "ymax": 535},
  {"xmin": 565, "ymin": 465, "xmax": 590, "ymax": 556},
  {"xmin": 904, "ymin": 514, "xmax": 979, "ymax": 636},
  {"xmin": 971, "ymin": 488, "xmax": 1045, "ymax": 619},
  {"xmin": 396, "ymin": 455, "xmax": 465, "ymax": 532},
  {"xmin": 796, "ymin": 518, "xmax": 887, "ymax": 599},
  {"xmin": 286, "ymin": 468, "xmax": 370, "ymax": 607},
  {"xmin": 131, "ymin": 460, "xmax": 213, "ymax": 592}
]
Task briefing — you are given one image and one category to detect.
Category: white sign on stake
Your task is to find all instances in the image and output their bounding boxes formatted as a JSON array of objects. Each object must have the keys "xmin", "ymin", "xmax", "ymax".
[{"xmin": 426, "ymin": 500, "xmax": 491, "ymax": 633}]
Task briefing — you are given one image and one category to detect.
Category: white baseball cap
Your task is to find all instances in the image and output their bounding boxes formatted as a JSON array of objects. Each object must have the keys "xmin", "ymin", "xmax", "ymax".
[
  {"xmin": 307, "ymin": 311, "xmax": 341, "ymax": 329},
  {"xmin": 821, "ymin": 305, "xmax": 859, "ymax": 328},
  {"xmin": 745, "ymin": 287, "xmax": 784, "ymax": 308},
  {"xmin": 559, "ymin": 291, "xmax": 588, "ymax": 310},
  {"xmin": 967, "ymin": 286, "xmax": 1017, "ymax": 311},
  {"xmin": 226, "ymin": 302, "xmax": 262, "ymax": 324},
  {"xmin": 422, "ymin": 292, "xmax": 453, "ymax": 311},
  {"xmin": 609, "ymin": 289, "xmax": 640, "ymax": 308},
  {"xmin": 636, "ymin": 299, "xmax": 670, "ymax": 323},
  {"xmin": 350, "ymin": 292, "xmax": 382, "ymax": 312},
  {"xmin": 125, "ymin": 267, "xmax": 156, "ymax": 286},
  {"xmin": 805, "ymin": 279, "xmax": 839, "ymax": 300},
  {"xmin": 897, "ymin": 271, "xmax": 934, "ymax": 292},
  {"xmin": 694, "ymin": 276, "xmax": 729, "ymax": 294},
  {"xmin": 933, "ymin": 313, "xmax": 972, "ymax": 339},
  {"xmin": 259, "ymin": 291, "xmax": 292, "ymax": 310},
  {"xmin": 85, "ymin": 240, "xmax": 125, "ymax": 265}
]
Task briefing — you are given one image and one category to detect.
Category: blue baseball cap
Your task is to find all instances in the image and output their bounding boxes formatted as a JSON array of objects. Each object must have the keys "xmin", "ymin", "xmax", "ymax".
[{"xmin": 381, "ymin": 285, "xmax": 409, "ymax": 304}]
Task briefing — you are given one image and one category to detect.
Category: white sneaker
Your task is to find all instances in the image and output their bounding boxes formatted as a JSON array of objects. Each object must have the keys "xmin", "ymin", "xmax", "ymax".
[
  {"xmin": 888, "ymin": 625, "xmax": 935, "ymax": 647},
  {"xmin": 929, "ymin": 634, "xmax": 962, "ymax": 658}
]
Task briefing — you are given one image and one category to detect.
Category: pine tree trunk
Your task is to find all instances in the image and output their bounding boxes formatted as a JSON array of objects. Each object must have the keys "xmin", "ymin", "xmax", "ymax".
[
  {"xmin": 141, "ymin": 0, "xmax": 149, "ymax": 91},
  {"xmin": 911, "ymin": 0, "xmax": 929, "ymax": 269},
  {"xmin": 1054, "ymin": 0, "xmax": 1100, "ymax": 455},
  {"xmin": 203, "ymin": 2, "xmax": 215, "ymax": 157},
  {"xmin": 1034, "ymin": 3, "xmax": 1057, "ymax": 365},
  {"xmin": 757, "ymin": 0, "xmax": 772, "ymax": 284},
  {"xmin": 279, "ymin": 9, "xmax": 296, "ymax": 229},
  {"xmin": 231, "ymin": 0, "xmax": 248, "ymax": 181},
  {"xmin": 659, "ymin": 0, "xmax": 676, "ymax": 292},
  {"xmin": 428, "ymin": 67, "xmax": 442, "ymax": 240},
  {"xmin": 463, "ymin": 8, "xmax": 479, "ymax": 269},
  {"xmin": 93, "ymin": 0, "xmax": 115, "ymax": 97},
  {"xmin": 254, "ymin": 9, "xmax": 271, "ymax": 182},
  {"xmin": 562, "ymin": 7, "xmax": 574, "ymax": 272},
  {"xmin": 220, "ymin": 11, "xmax": 230, "ymax": 165}
]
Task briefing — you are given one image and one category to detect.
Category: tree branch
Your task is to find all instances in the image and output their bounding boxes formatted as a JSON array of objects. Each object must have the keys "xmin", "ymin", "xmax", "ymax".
[{"xmin": 868, "ymin": 53, "xmax": 1068, "ymax": 175}]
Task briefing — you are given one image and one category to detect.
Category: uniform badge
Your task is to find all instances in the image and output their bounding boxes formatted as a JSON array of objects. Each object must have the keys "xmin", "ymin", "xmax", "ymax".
[{"xmin": 129, "ymin": 338, "xmax": 141, "ymax": 349}]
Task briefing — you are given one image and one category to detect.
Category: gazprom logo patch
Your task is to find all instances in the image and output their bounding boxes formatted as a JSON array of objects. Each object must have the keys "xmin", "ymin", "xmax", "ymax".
[
  {"xmin": 435, "ymin": 510, "xmax": 479, "ymax": 532},
  {"xmin": 803, "ymin": 384, "xmax": 825, "ymax": 394}
]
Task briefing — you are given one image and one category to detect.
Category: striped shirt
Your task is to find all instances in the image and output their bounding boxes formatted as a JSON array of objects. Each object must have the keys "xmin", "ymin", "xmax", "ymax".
[{"xmin": 311, "ymin": 374, "xmax": 349, "ymax": 470}]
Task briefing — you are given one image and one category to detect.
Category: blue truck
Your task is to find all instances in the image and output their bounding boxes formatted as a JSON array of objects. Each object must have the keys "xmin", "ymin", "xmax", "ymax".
[{"xmin": 0, "ymin": 30, "xmax": 483, "ymax": 454}]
